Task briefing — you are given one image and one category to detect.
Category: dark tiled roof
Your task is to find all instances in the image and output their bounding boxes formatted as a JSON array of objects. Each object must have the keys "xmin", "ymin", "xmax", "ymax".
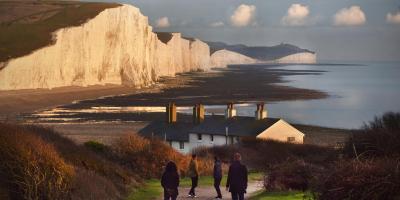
[
  {"xmin": 190, "ymin": 116, "xmax": 279, "ymax": 137},
  {"xmin": 139, "ymin": 121, "xmax": 195, "ymax": 142},
  {"xmin": 139, "ymin": 116, "xmax": 280, "ymax": 141}
]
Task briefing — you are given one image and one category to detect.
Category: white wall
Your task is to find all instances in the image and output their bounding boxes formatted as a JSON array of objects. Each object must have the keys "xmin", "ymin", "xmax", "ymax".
[
  {"xmin": 170, "ymin": 141, "xmax": 190, "ymax": 154},
  {"xmin": 168, "ymin": 133, "xmax": 241, "ymax": 154},
  {"xmin": 256, "ymin": 119, "xmax": 304, "ymax": 144}
]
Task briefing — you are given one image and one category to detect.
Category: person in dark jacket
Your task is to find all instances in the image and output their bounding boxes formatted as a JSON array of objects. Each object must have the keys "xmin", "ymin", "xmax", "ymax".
[
  {"xmin": 213, "ymin": 156, "xmax": 223, "ymax": 199},
  {"xmin": 161, "ymin": 161, "xmax": 180, "ymax": 200},
  {"xmin": 226, "ymin": 153, "xmax": 248, "ymax": 200},
  {"xmin": 187, "ymin": 154, "xmax": 199, "ymax": 198}
]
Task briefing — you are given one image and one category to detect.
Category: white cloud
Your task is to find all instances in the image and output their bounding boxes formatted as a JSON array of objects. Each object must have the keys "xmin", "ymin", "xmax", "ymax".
[
  {"xmin": 210, "ymin": 21, "xmax": 225, "ymax": 27},
  {"xmin": 387, "ymin": 11, "xmax": 400, "ymax": 24},
  {"xmin": 230, "ymin": 4, "xmax": 256, "ymax": 27},
  {"xmin": 333, "ymin": 6, "xmax": 366, "ymax": 26},
  {"xmin": 281, "ymin": 4, "xmax": 310, "ymax": 26},
  {"xmin": 156, "ymin": 17, "xmax": 170, "ymax": 28}
]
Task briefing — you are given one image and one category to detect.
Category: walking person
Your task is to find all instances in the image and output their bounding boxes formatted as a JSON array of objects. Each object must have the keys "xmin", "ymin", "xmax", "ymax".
[
  {"xmin": 213, "ymin": 156, "xmax": 223, "ymax": 199},
  {"xmin": 187, "ymin": 154, "xmax": 199, "ymax": 198},
  {"xmin": 161, "ymin": 161, "xmax": 180, "ymax": 200},
  {"xmin": 226, "ymin": 153, "xmax": 248, "ymax": 200}
]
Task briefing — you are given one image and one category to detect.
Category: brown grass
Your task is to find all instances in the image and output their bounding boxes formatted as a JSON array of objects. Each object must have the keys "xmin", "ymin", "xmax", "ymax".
[
  {"xmin": 0, "ymin": 124, "xmax": 74, "ymax": 200},
  {"xmin": 112, "ymin": 133, "xmax": 213, "ymax": 178},
  {"xmin": 315, "ymin": 158, "xmax": 400, "ymax": 200}
]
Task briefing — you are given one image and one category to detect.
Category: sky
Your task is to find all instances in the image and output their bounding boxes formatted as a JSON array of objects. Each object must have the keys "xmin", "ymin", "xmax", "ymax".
[{"xmin": 96, "ymin": 0, "xmax": 400, "ymax": 62}]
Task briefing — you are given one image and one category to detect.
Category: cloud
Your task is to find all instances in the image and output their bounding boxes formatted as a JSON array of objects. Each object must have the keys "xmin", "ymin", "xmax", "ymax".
[
  {"xmin": 156, "ymin": 17, "xmax": 170, "ymax": 28},
  {"xmin": 387, "ymin": 11, "xmax": 400, "ymax": 24},
  {"xmin": 230, "ymin": 4, "xmax": 256, "ymax": 27},
  {"xmin": 333, "ymin": 6, "xmax": 366, "ymax": 26},
  {"xmin": 210, "ymin": 21, "xmax": 225, "ymax": 27},
  {"xmin": 281, "ymin": 4, "xmax": 310, "ymax": 26}
]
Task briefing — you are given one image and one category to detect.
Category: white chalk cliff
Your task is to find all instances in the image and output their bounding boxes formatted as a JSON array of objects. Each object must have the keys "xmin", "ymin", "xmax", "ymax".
[
  {"xmin": 274, "ymin": 52, "xmax": 316, "ymax": 64},
  {"xmin": 210, "ymin": 49, "xmax": 257, "ymax": 68},
  {"xmin": 0, "ymin": 4, "xmax": 212, "ymax": 90},
  {"xmin": 0, "ymin": 4, "xmax": 317, "ymax": 91}
]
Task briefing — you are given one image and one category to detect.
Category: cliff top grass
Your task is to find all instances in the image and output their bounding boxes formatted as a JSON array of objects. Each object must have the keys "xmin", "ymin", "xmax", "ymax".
[{"xmin": 0, "ymin": 1, "xmax": 121, "ymax": 63}]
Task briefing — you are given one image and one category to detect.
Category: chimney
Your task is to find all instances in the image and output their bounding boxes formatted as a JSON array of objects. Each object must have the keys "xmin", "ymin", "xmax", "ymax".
[
  {"xmin": 225, "ymin": 103, "xmax": 237, "ymax": 119},
  {"xmin": 166, "ymin": 102, "xmax": 177, "ymax": 123},
  {"xmin": 193, "ymin": 104, "xmax": 205, "ymax": 124},
  {"xmin": 255, "ymin": 103, "xmax": 268, "ymax": 120}
]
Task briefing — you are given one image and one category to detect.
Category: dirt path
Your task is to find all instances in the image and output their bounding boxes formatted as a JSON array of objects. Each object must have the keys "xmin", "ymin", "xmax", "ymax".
[{"xmin": 158, "ymin": 181, "xmax": 263, "ymax": 200}]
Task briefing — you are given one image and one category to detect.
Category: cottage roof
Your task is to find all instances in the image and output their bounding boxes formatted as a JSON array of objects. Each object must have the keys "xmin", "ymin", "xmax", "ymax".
[
  {"xmin": 190, "ymin": 116, "xmax": 280, "ymax": 137},
  {"xmin": 139, "ymin": 121, "xmax": 195, "ymax": 141},
  {"xmin": 139, "ymin": 116, "xmax": 280, "ymax": 142}
]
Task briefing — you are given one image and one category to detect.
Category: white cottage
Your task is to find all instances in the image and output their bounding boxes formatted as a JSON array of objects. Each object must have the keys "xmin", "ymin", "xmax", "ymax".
[{"xmin": 139, "ymin": 103, "xmax": 305, "ymax": 154}]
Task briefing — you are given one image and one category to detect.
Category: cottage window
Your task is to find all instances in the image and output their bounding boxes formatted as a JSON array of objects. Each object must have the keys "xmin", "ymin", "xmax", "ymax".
[
  {"xmin": 210, "ymin": 135, "xmax": 214, "ymax": 142},
  {"xmin": 197, "ymin": 134, "xmax": 202, "ymax": 141},
  {"xmin": 179, "ymin": 141, "xmax": 184, "ymax": 149},
  {"xmin": 287, "ymin": 137, "xmax": 296, "ymax": 142}
]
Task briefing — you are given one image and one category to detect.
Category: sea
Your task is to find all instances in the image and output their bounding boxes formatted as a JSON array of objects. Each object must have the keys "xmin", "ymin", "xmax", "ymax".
[{"xmin": 28, "ymin": 62, "xmax": 400, "ymax": 130}]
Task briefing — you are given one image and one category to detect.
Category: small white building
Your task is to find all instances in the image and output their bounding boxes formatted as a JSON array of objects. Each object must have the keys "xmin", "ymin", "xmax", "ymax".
[{"xmin": 139, "ymin": 103, "xmax": 305, "ymax": 154}]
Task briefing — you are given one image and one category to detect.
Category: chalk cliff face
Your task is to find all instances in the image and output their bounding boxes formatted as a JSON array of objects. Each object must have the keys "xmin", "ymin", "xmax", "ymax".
[
  {"xmin": 0, "ymin": 5, "xmax": 212, "ymax": 90},
  {"xmin": 274, "ymin": 52, "xmax": 316, "ymax": 64},
  {"xmin": 210, "ymin": 49, "xmax": 257, "ymax": 68}
]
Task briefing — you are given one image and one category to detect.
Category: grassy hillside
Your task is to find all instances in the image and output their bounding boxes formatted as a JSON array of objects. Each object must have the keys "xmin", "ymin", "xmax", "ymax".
[{"xmin": 0, "ymin": 1, "xmax": 121, "ymax": 63}]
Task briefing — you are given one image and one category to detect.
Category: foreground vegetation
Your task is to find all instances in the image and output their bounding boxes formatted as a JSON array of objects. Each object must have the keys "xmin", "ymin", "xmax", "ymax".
[
  {"xmin": 0, "ymin": 123, "xmax": 212, "ymax": 199},
  {"xmin": 250, "ymin": 191, "xmax": 313, "ymax": 200},
  {"xmin": 0, "ymin": 1, "xmax": 120, "ymax": 62},
  {"xmin": 195, "ymin": 112, "xmax": 400, "ymax": 200},
  {"xmin": 0, "ymin": 112, "xmax": 398, "ymax": 199}
]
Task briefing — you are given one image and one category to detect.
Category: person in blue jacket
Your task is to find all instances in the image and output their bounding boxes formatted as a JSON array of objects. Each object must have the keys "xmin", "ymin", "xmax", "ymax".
[{"xmin": 213, "ymin": 156, "xmax": 223, "ymax": 199}]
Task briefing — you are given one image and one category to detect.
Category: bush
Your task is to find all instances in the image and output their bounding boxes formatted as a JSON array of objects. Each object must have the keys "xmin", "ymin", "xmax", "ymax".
[
  {"xmin": 315, "ymin": 158, "xmax": 400, "ymax": 200},
  {"xmin": 264, "ymin": 159, "xmax": 323, "ymax": 192},
  {"xmin": 84, "ymin": 140, "xmax": 109, "ymax": 153},
  {"xmin": 112, "ymin": 133, "xmax": 214, "ymax": 178},
  {"xmin": 344, "ymin": 112, "xmax": 400, "ymax": 158},
  {"xmin": 0, "ymin": 124, "xmax": 75, "ymax": 200},
  {"xmin": 69, "ymin": 168, "xmax": 121, "ymax": 200}
]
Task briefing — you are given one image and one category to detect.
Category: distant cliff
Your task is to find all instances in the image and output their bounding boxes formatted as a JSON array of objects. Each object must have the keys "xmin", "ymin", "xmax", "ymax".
[
  {"xmin": 0, "ymin": 5, "xmax": 212, "ymax": 90},
  {"xmin": 210, "ymin": 49, "xmax": 257, "ymax": 68},
  {"xmin": 206, "ymin": 42, "xmax": 316, "ymax": 63}
]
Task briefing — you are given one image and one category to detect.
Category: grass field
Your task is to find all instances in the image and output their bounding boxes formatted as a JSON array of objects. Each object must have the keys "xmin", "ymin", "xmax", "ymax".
[
  {"xmin": 249, "ymin": 191, "xmax": 314, "ymax": 200},
  {"xmin": 128, "ymin": 172, "xmax": 263, "ymax": 200},
  {"xmin": 0, "ymin": 1, "xmax": 120, "ymax": 62}
]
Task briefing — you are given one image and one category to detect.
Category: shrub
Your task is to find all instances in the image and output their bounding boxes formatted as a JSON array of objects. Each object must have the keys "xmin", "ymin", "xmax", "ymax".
[
  {"xmin": 344, "ymin": 112, "xmax": 400, "ymax": 158},
  {"xmin": 22, "ymin": 125, "xmax": 136, "ymax": 191},
  {"xmin": 84, "ymin": 140, "xmax": 109, "ymax": 153},
  {"xmin": 0, "ymin": 124, "xmax": 75, "ymax": 200},
  {"xmin": 112, "ymin": 133, "xmax": 214, "ymax": 178},
  {"xmin": 264, "ymin": 159, "xmax": 323, "ymax": 192},
  {"xmin": 315, "ymin": 158, "xmax": 400, "ymax": 200},
  {"xmin": 69, "ymin": 168, "xmax": 121, "ymax": 200}
]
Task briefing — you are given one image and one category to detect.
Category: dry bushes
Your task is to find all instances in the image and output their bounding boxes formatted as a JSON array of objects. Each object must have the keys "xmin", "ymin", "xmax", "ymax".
[
  {"xmin": 344, "ymin": 112, "xmax": 400, "ymax": 158},
  {"xmin": 315, "ymin": 158, "xmax": 400, "ymax": 200},
  {"xmin": 313, "ymin": 112, "xmax": 400, "ymax": 200},
  {"xmin": 0, "ymin": 124, "xmax": 74, "ymax": 200},
  {"xmin": 112, "ymin": 133, "xmax": 213, "ymax": 178},
  {"xmin": 264, "ymin": 159, "xmax": 323, "ymax": 192},
  {"xmin": 0, "ymin": 123, "xmax": 138, "ymax": 200}
]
